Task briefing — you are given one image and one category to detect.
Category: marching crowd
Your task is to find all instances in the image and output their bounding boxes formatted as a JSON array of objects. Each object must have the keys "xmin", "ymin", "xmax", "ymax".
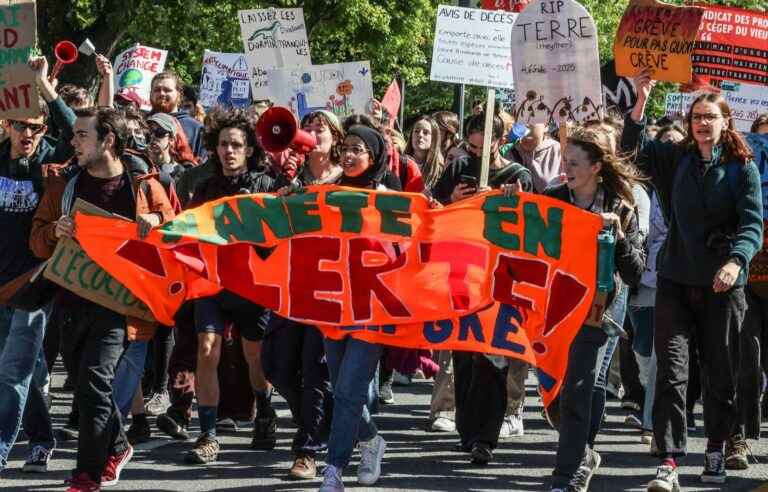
[{"xmin": 0, "ymin": 51, "xmax": 766, "ymax": 492}]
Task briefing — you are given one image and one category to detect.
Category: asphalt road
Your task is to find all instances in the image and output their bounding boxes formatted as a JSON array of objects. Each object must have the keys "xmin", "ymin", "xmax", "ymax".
[{"xmin": 1, "ymin": 372, "xmax": 766, "ymax": 491}]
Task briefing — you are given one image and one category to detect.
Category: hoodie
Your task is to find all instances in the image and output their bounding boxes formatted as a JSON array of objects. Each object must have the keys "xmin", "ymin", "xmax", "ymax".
[
  {"xmin": 0, "ymin": 98, "xmax": 75, "ymax": 288},
  {"xmin": 508, "ymin": 136, "xmax": 562, "ymax": 193},
  {"xmin": 171, "ymin": 110, "xmax": 205, "ymax": 160}
]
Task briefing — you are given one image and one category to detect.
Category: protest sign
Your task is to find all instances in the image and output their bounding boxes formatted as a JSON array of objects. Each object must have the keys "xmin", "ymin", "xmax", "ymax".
[
  {"xmin": 0, "ymin": 0, "xmax": 40, "ymax": 119},
  {"xmin": 481, "ymin": 0, "xmax": 531, "ymax": 13},
  {"xmin": 265, "ymin": 61, "xmax": 374, "ymax": 121},
  {"xmin": 429, "ymin": 5, "xmax": 516, "ymax": 89},
  {"xmin": 238, "ymin": 8, "xmax": 311, "ymax": 101},
  {"xmin": 693, "ymin": 5, "xmax": 768, "ymax": 87},
  {"xmin": 113, "ymin": 44, "xmax": 168, "ymax": 111},
  {"xmin": 613, "ymin": 0, "xmax": 703, "ymax": 84},
  {"xmin": 44, "ymin": 200, "xmax": 154, "ymax": 322},
  {"xmin": 74, "ymin": 187, "xmax": 602, "ymax": 404},
  {"xmin": 199, "ymin": 50, "xmax": 251, "ymax": 109},
  {"xmin": 664, "ymin": 82, "xmax": 768, "ymax": 133},
  {"xmin": 510, "ymin": 0, "xmax": 602, "ymax": 124}
]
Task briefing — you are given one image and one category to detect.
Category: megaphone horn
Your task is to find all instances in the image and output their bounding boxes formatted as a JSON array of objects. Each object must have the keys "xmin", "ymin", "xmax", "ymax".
[
  {"xmin": 49, "ymin": 40, "xmax": 79, "ymax": 81},
  {"xmin": 255, "ymin": 106, "xmax": 317, "ymax": 155}
]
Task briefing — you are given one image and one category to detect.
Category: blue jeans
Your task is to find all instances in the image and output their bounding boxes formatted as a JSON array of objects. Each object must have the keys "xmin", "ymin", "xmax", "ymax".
[
  {"xmin": 324, "ymin": 336, "xmax": 382, "ymax": 470},
  {"xmin": 0, "ymin": 305, "xmax": 54, "ymax": 469},
  {"xmin": 113, "ymin": 341, "xmax": 149, "ymax": 418},
  {"xmin": 628, "ymin": 306, "xmax": 656, "ymax": 431}
]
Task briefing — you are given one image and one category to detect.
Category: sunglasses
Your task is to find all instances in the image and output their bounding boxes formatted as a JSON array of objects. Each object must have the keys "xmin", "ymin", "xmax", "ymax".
[
  {"xmin": 149, "ymin": 127, "xmax": 172, "ymax": 140},
  {"xmin": 10, "ymin": 121, "xmax": 45, "ymax": 134}
]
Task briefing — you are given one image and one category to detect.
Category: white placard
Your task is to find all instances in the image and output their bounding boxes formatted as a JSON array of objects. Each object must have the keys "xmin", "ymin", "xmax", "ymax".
[
  {"xmin": 511, "ymin": 0, "xmax": 603, "ymax": 124},
  {"xmin": 199, "ymin": 50, "xmax": 251, "ymax": 109},
  {"xmin": 266, "ymin": 61, "xmax": 374, "ymax": 121},
  {"xmin": 665, "ymin": 82, "xmax": 768, "ymax": 133},
  {"xmin": 429, "ymin": 5, "xmax": 516, "ymax": 89},
  {"xmin": 238, "ymin": 8, "xmax": 312, "ymax": 101},
  {"xmin": 113, "ymin": 45, "xmax": 168, "ymax": 111}
]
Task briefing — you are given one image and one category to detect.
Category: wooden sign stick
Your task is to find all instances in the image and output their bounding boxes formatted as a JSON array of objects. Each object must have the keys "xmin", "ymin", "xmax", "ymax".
[{"xmin": 480, "ymin": 87, "xmax": 496, "ymax": 189}]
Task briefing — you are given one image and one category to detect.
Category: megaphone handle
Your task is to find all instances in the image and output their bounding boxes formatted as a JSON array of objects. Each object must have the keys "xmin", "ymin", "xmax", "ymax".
[{"xmin": 49, "ymin": 61, "xmax": 64, "ymax": 82}]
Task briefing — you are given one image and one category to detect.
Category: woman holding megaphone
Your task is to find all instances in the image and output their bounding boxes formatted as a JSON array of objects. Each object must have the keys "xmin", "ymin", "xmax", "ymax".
[{"xmin": 624, "ymin": 69, "xmax": 762, "ymax": 492}]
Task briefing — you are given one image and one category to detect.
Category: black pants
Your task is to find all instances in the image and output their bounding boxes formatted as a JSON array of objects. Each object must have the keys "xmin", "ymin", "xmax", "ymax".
[
  {"xmin": 453, "ymin": 352, "xmax": 507, "ymax": 449},
  {"xmin": 548, "ymin": 326, "xmax": 608, "ymax": 486},
  {"xmin": 70, "ymin": 304, "xmax": 129, "ymax": 479},
  {"xmin": 261, "ymin": 316, "xmax": 332, "ymax": 456},
  {"xmin": 142, "ymin": 326, "xmax": 174, "ymax": 395},
  {"xmin": 620, "ymin": 315, "xmax": 644, "ymax": 407},
  {"xmin": 737, "ymin": 287, "xmax": 765, "ymax": 438},
  {"xmin": 653, "ymin": 278, "xmax": 745, "ymax": 457}
]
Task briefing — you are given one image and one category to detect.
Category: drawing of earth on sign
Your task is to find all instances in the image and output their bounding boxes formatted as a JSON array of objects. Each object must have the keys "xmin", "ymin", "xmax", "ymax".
[{"xmin": 120, "ymin": 69, "xmax": 143, "ymax": 88}]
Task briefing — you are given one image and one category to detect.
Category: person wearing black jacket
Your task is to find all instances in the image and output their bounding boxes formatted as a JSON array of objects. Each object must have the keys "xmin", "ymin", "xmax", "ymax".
[
  {"xmin": 543, "ymin": 126, "xmax": 645, "ymax": 492},
  {"xmin": 430, "ymin": 112, "xmax": 534, "ymax": 466},
  {"xmin": 261, "ymin": 110, "xmax": 342, "ymax": 480},
  {"xmin": 181, "ymin": 108, "xmax": 276, "ymax": 466},
  {"xmin": 0, "ymin": 56, "xmax": 74, "ymax": 474},
  {"xmin": 625, "ymin": 73, "xmax": 763, "ymax": 491}
]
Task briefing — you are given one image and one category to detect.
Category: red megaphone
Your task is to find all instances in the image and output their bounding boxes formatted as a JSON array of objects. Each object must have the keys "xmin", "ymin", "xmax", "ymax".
[
  {"xmin": 49, "ymin": 41, "xmax": 79, "ymax": 81},
  {"xmin": 255, "ymin": 106, "xmax": 317, "ymax": 154}
]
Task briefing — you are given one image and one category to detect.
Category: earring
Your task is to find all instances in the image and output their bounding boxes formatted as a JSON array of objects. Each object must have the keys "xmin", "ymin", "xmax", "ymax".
[{"xmin": 596, "ymin": 175, "xmax": 604, "ymax": 183}]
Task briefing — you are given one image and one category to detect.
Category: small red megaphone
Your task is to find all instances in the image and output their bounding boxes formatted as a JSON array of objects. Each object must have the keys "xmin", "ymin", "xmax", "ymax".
[
  {"xmin": 49, "ymin": 41, "xmax": 79, "ymax": 81},
  {"xmin": 255, "ymin": 106, "xmax": 317, "ymax": 155}
]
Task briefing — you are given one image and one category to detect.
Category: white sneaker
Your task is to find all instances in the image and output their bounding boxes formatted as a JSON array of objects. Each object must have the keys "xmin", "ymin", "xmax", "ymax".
[
  {"xmin": 499, "ymin": 414, "xmax": 524, "ymax": 439},
  {"xmin": 357, "ymin": 435, "xmax": 386, "ymax": 485},
  {"xmin": 319, "ymin": 465, "xmax": 344, "ymax": 492},
  {"xmin": 641, "ymin": 431, "xmax": 653, "ymax": 445},
  {"xmin": 431, "ymin": 417, "xmax": 455, "ymax": 432}
]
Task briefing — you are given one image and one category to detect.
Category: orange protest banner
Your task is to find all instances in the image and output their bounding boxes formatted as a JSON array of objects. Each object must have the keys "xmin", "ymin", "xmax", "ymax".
[
  {"xmin": 614, "ymin": 0, "xmax": 704, "ymax": 84},
  {"xmin": 74, "ymin": 186, "xmax": 602, "ymax": 404}
]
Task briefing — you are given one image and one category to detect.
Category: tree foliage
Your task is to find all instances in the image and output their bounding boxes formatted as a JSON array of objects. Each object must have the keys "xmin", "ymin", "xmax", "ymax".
[{"xmin": 38, "ymin": 0, "xmax": 765, "ymax": 121}]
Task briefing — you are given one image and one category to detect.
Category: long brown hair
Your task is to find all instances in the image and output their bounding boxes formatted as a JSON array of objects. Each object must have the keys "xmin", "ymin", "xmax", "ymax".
[
  {"xmin": 405, "ymin": 115, "xmax": 445, "ymax": 188},
  {"xmin": 568, "ymin": 126, "xmax": 642, "ymax": 207},
  {"xmin": 682, "ymin": 93, "xmax": 753, "ymax": 163}
]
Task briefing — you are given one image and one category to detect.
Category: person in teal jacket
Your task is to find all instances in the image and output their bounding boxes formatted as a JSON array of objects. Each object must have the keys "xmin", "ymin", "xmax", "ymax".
[{"xmin": 623, "ymin": 70, "xmax": 763, "ymax": 492}]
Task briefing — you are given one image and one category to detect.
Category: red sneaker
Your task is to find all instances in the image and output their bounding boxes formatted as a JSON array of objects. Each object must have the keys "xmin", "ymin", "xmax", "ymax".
[
  {"xmin": 101, "ymin": 445, "xmax": 133, "ymax": 487},
  {"xmin": 65, "ymin": 473, "xmax": 101, "ymax": 492}
]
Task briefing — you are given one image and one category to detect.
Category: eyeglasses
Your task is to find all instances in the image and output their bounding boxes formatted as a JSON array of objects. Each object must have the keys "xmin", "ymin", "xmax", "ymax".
[
  {"xmin": 10, "ymin": 121, "xmax": 45, "ymax": 134},
  {"xmin": 691, "ymin": 113, "xmax": 722, "ymax": 123},
  {"xmin": 149, "ymin": 127, "xmax": 171, "ymax": 140},
  {"xmin": 338, "ymin": 145, "xmax": 369, "ymax": 156}
]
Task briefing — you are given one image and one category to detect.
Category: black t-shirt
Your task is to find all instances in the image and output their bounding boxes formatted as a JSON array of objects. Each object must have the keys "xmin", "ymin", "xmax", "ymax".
[{"xmin": 76, "ymin": 171, "xmax": 136, "ymax": 220}]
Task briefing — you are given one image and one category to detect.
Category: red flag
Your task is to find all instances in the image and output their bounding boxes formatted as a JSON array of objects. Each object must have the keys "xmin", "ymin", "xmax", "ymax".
[{"xmin": 381, "ymin": 79, "xmax": 401, "ymax": 128}]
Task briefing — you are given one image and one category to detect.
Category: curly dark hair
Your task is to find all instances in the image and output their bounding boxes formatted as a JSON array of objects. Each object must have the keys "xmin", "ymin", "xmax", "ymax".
[{"xmin": 203, "ymin": 107, "xmax": 267, "ymax": 171}]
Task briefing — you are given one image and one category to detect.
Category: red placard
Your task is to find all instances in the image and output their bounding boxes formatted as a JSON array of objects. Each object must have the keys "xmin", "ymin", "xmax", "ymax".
[
  {"xmin": 481, "ymin": 0, "xmax": 530, "ymax": 12},
  {"xmin": 693, "ymin": 4, "xmax": 768, "ymax": 87}
]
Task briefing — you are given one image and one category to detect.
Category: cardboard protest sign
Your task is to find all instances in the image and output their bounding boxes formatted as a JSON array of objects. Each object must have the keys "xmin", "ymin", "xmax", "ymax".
[
  {"xmin": 664, "ymin": 82, "xmax": 768, "ymax": 133},
  {"xmin": 73, "ymin": 187, "xmax": 602, "ymax": 405},
  {"xmin": 113, "ymin": 45, "xmax": 168, "ymax": 111},
  {"xmin": 511, "ymin": 0, "xmax": 602, "ymax": 124},
  {"xmin": 430, "ymin": 5, "xmax": 516, "ymax": 89},
  {"xmin": 238, "ymin": 8, "xmax": 311, "ymax": 101},
  {"xmin": 266, "ymin": 61, "xmax": 374, "ymax": 121},
  {"xmin": 199, "ymin": 50, "xmax": 251, "ymax": 109},
  {"xmin": 481, "ymin": 0, "xmax": 531, "ymax": 13},
  {"xmin": 693, "ymin": 5, "xmax": 768, "ymax": 87},
  {"xmin": 0, "ymin": 0, "xmax": 40, "ymax": 119},
  {"xmin": 614, "ymin": 0, "xmax": 704, "ymax": 84},
  {"xmin": 44, "ymin": 200, "xmax": 154, "ymax": 322}
]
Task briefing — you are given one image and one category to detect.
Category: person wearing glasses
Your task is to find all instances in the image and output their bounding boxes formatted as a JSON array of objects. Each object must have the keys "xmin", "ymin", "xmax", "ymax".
[
  {"xmin": 317, "ymin": 125, "xmax": 401, "ymax": 492},
  {"xmin": 623, "ymin": 70, "xmax": 763, "ymax": 491},
  {"xmin": 0, "ymin": 56, "xmax": 74, "ymax": 475}
]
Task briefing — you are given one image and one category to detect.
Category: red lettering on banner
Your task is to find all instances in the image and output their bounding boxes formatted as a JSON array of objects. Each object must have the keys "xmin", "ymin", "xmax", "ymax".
[
  {"xmin": 171, "ymin": 243, "xmax": 208, "ymax": 278},
  {"xmin": 419, "ymin": 241, "xmax": 488, "ymax": 311},
  {"xmin": 217, "ymin": 243, "xmax": 280, "ymax": 310},
  {"xmin": 1, "ymin": 28, "xmax": 17, "ymax": 48},
  {"xmin": 543, "ymin": 271, "xmax": 588, "ymax": 336},
  {"xmin": 289, "ymin": 237, "xmax": 343, "ymax": 323},
  {"xmin": 492, "ymin": 255, "xmax": 548, "ymax": 309},
  {"xmin": 348, "ymin": 239, "xmax": 410, "ymax": 322}
]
